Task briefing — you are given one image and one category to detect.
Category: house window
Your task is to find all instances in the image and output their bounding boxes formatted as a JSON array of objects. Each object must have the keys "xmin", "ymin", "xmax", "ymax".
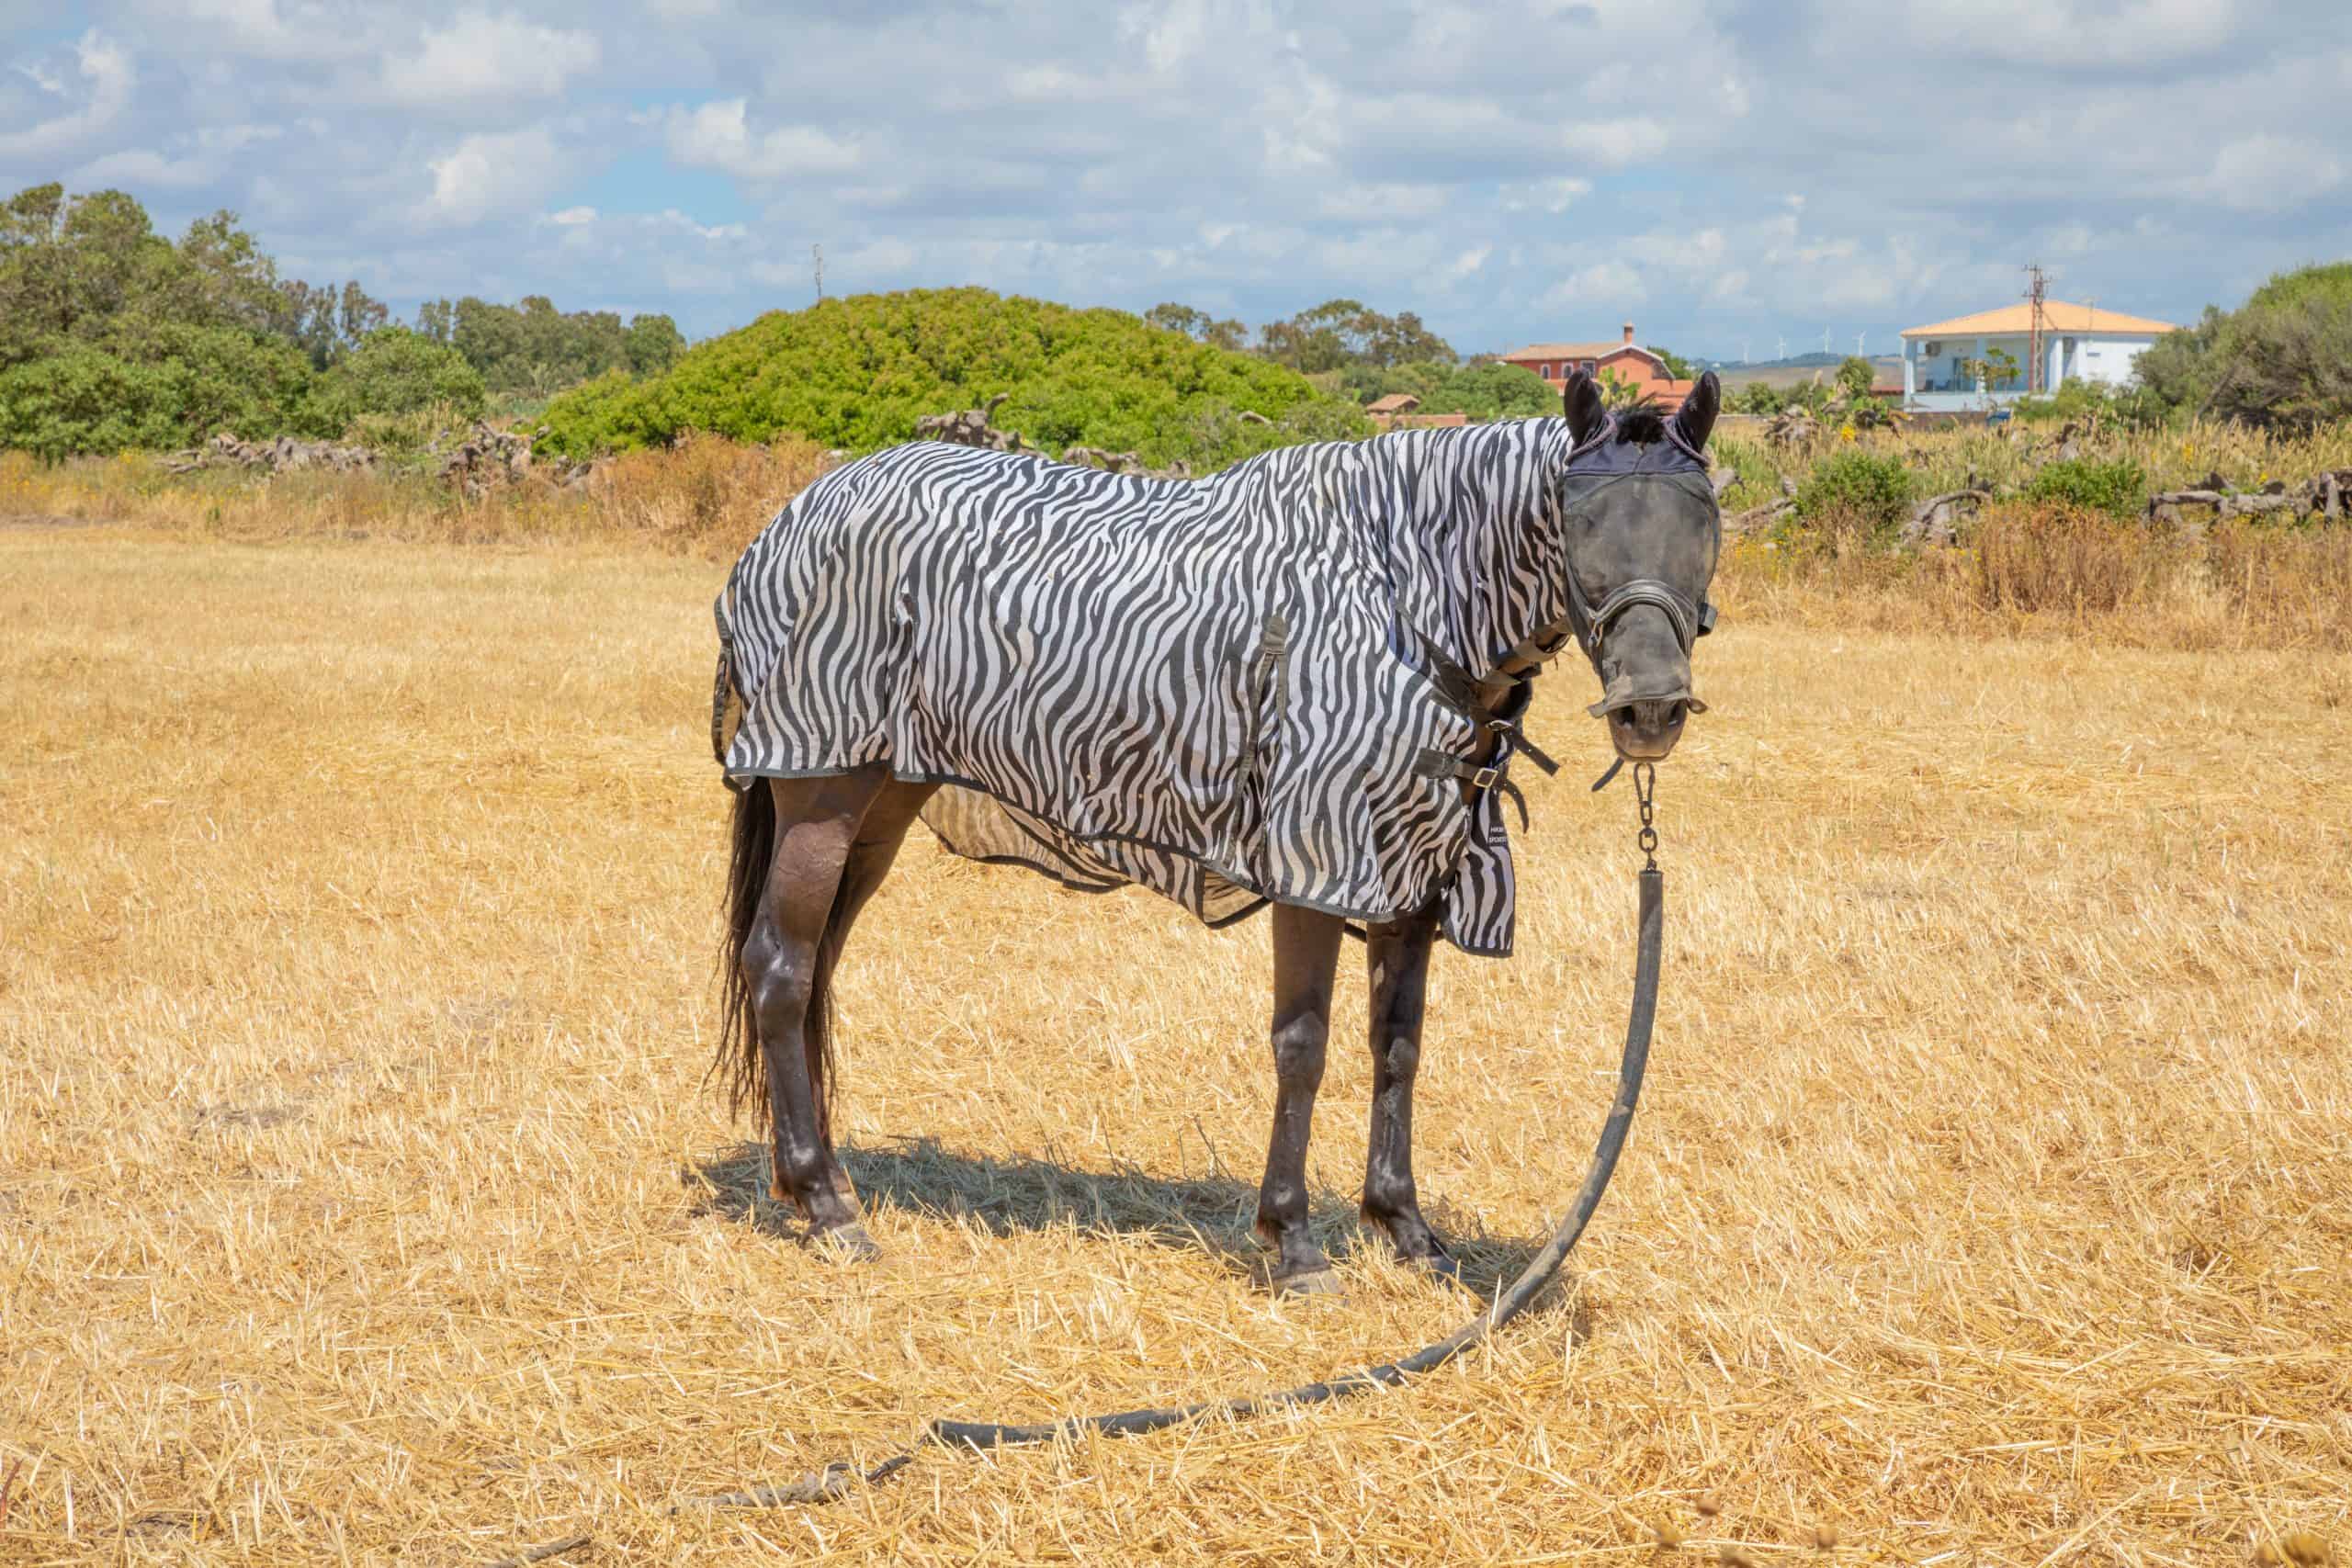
[
  {"xmin": 1536, "ymin": 362, "xmax": 1551, "ymax": 379},
  {"xmin": 1582, "ymin": 359, "xmax": 1596, "ymax": 374}
]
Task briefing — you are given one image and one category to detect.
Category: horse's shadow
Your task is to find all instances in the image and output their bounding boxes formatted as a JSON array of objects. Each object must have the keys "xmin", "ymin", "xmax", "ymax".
[{"xmin": 685, "ymin": 1135, "xmax": 1568, "ymax": 1307}]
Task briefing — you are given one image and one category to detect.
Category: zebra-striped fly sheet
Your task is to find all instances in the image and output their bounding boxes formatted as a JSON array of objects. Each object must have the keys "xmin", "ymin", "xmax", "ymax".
[{"xmin": 714, "ymin": 418, "xmax": 1638, "ymax": 957}]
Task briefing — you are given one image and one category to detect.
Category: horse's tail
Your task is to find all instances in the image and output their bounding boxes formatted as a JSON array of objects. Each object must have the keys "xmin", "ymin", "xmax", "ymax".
[{"xmin": 718, "ymin": 777, "xmax": 776, "ymax": 1125}]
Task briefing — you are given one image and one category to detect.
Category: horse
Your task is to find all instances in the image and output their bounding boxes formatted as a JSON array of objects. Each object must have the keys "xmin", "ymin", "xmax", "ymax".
[{"xmin": 709, "ymin": 367, "xmax": 1723, "ymax": 1292}]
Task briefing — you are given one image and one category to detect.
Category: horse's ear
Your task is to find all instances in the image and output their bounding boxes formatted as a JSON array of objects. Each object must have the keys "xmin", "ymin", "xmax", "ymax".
[
  {"xmin": 1673, "ymin": 370, "xmax": 1721, "ymax": 451},
  {"xmin": 1562, "ymin": 370, "xmax": 1606, "ymax": 446}
]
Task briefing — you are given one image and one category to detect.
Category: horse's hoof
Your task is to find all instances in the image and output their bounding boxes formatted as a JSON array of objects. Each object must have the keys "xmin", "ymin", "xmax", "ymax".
[
  {"xmin": 1272, "ymin": 1266, "xmax": 1343, "ymax": 1298},
  {"xmin": 811, "ymin": 1223, "xmax": 880, "ymax": 1261}
]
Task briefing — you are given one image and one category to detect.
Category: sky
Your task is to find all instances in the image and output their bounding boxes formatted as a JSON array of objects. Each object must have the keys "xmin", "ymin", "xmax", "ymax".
[{"xmin": 4, "ymin": 0, "xmax": 2348, "ymax": 360}]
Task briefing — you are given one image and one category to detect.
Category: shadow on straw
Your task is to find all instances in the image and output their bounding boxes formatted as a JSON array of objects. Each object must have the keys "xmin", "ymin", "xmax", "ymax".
[{"xmin": 684, "ymin": 1136, "xmax": 1564, "ymax": 1305}]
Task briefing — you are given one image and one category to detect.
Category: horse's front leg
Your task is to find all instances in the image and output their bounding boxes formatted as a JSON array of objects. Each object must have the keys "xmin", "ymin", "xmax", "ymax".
[
  {"xmin": 1362, "ymin": 905, "xmax": 1457, "ymax": 1277},
  {"xmin": 1253, "ymin": 903, "xmax": 1344, "ymax": 1293}
]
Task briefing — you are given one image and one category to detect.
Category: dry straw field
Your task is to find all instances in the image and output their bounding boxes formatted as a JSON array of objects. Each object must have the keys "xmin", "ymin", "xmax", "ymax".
[{"xmin": 3, "ymin": 474, "xmax": 2349, "ymax": 1562}]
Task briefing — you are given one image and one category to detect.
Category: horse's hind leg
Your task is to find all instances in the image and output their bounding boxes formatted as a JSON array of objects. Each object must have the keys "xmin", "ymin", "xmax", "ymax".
[
  {"xmin": 805, "ymin": 776, "xmax": 937, "ymax": 1214},
  {"xmin": 1361, "ymin": 904, "xmax": 1458, "ymax": 1279},
  {"xmin": 745, "ymin": 768, "xmax": 929, "ymax": 1253},
  {"xmin": 1254, "ymin": 903, "xmax": 1343, "ymax": 1293}
]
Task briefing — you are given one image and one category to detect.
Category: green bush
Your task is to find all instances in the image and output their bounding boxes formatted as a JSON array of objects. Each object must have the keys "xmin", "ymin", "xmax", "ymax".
[
  {"xmin": 537, "ymin": 288, "xmax": 1370, "ymax": 470},
  {"xmin": 0, "ymin": 344, "xmax": 187, "ymax": 459},
  {"xmin": 1794, "ymin": 449, "xmax": 1914, "ymax": 536},
  {"xmin": 307, "ymin": 327, "xmax": 485, "ymax": 435},
  {"xmin": 2010, "ymin": 378, "xmax": 2170, "ymax": 430},
  {"xmin": 0, "ymin": 322, "xmax": 322, "ymax": 457},
  {"xmin": 2025, "ymin": 457, "xmax": 2146, "ymax": 518},
  {"xmin": 2138, "ymin": 263, "xmax": 2352, "ymax": 429}
]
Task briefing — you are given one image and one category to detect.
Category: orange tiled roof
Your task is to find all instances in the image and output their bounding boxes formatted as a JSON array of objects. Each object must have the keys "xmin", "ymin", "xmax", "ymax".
[{"xmin": 1900, "ymin": 299, "xmax": 2177, "ymax": 339}]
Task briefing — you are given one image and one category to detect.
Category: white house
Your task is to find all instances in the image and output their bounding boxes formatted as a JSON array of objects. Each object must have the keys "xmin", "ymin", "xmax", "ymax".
[{"xmin": 1899, "ymin": 300, "xmax": 2178, "ymax": 412}]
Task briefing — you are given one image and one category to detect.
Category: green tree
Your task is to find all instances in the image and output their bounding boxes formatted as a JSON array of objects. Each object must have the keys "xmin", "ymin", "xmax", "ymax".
[
  {"xmin": 308, "ymin": 326, "xmax": 485, "ymax": 433},
  {"xmin": 1959, "ymin": 345, "xmax": 2020, "ymax": 400},
  {"xmin": 2137, "ymin": 263, "xmax": 2352, "ymax": 429},
  {"xmin": 1596, "ymin": 366, "xmax": 1653, "ymax": 412},
  {"xmin": 1835, "ymin": 355, "xmax": 1875, "ymax": 400},
  {"xmin": 419, "ymin": 293, "xmax": 686, "ymax": 395},
  {"xmin": 624, "ymin": 313, "xmax": 686, "ymax": 377},
  {"xmin": 1256, "ymin": 299, "xmax": 1454, "ymax": 372},
  {"xmin": 1145, "ymin": 302, "xmax": 1245, "ymax": 349}
]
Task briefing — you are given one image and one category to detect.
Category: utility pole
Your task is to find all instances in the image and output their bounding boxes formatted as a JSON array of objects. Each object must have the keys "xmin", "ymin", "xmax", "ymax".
[
  {"xmin": 2023, "ymin": 261, "xmax": 2047, "ymax": 393},
  {"xmin": 812, "ymin": 243, "xmax": 825, "ymax": 301}
]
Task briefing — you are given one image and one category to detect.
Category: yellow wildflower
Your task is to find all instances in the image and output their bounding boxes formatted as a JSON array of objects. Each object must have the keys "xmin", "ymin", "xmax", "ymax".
[{"xmin": 1838, "ymin": 423, "xmax": 1857, "ymax": 441}]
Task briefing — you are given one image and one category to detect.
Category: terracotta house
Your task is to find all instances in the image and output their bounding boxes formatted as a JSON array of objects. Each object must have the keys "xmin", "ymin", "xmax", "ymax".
[
  {"xmin": 1498, "ymin": 322, "xmax": 1695, "ymax": 412},
  {"xmin": 1365, "ymin": 392, "xmax": 1468, "ymax": 431}
]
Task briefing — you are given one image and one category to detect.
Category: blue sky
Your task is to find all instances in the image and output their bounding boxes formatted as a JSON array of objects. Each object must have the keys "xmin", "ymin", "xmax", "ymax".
[{"xmin": 4, "ymin": 0, "xmax": 2348, "ymax": 359}]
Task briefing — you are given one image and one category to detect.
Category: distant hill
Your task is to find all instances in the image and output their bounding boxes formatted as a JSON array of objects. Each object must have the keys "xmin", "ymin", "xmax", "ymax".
[{"xmin": 1708, "ymin": 354, "xmax": 1905, "ymax": 393}]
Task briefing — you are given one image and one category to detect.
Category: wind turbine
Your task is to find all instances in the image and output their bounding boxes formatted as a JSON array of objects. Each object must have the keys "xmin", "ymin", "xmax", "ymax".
[
  {"xmin": 1856, "ymin": 331, "xmax": 1867, "ymax": 356},
  {"xmin": 1821, "ymin": 327, "xmax": 1833, "ymax": 356},
  {"xmin": 1775, "ymin": 334, "xmax": 1787, "ymax": 363},
  {"xmin": 1741, "ymin": 337, "xmax": 1752, "ymax": 366}
]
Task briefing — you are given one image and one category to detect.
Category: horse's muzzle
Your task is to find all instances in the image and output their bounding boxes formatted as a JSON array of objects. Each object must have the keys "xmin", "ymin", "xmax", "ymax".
[{"xmin": 1604, "ymin": 694, "xmax": 1696, "ymax": 761}]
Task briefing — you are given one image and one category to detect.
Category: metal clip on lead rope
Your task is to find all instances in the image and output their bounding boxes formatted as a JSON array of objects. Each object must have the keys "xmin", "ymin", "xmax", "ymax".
[{"xmin": 1633, "ymin": 760, "xmax": 1658, "ymax": 871}]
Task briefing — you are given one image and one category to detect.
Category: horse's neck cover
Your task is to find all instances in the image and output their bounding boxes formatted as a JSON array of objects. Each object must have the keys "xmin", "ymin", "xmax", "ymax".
[{"xmin": 714, "ymin": 420, "xmax": 1593, "ymax": 956}]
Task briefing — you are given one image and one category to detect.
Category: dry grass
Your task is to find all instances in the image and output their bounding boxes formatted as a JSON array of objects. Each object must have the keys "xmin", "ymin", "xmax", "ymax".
[
  {"xmin": 1721, "ymin": 507, "xmax": 2352, "ymax": 652},
  {"xmin": 1713, "ymin": 415, "xmax": 2352, "ymax": 511},
  {"xmin": 0, "ymin": 435, "xmax": 833, "ymax": 559},
  {"xmin": 4, "ymin": 525, "xmax": 2350, "ymax": 1565}
]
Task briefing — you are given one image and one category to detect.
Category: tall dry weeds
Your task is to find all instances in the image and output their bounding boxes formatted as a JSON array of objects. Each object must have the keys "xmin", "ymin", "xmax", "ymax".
[{"xmin": 0, "ymin": 434, "xmax": 835, "ymax": 558}]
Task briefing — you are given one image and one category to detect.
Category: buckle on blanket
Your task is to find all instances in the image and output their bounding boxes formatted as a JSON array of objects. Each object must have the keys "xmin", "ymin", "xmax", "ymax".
[{"xmin": 1469, "ymin": 763, "xmax": 1500, "ymax": 791}]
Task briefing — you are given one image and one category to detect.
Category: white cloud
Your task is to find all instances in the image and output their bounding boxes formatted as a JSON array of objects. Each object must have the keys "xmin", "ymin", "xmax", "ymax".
[
  {"xmin": 414, "ymin": 126, "xmax": 566, "ymax": 227},
  {"xmin": 13, "ymin": 0, "xmax": 2344, "ymax": 355},
  {"xmin": 164, "ymin": 0, "xmax": 382, "ymax": 63},
  {"xmin": 659, "ymin": 98, "xmax": 860, "ymax": 180},
  {"xmin": 1559, "ymin": 117, "xmax": 1669, "ymax": 168},
  {"xmin": 382, "ymin": 11, "xmax": 600, "ymax": 107},
  {"xmin": 1543, "ymin": 261, "xmax": 1648, "ymax": 311},
  {"xmin": 1312, "ymin": 182, "xmax": 1449, "ymax": 221},
  {"xmin": 0, "ymin": 30, "xmax": 133, "ymax": 162},
  {"xmin": 1500, "ymin": 177, "xmax": 1591, "ymax": 214},
  {"xmin": 1892, "ymin": 0, "xmax": 2243, "ymax": 69},
  {"xmin": 75, "ymin": 122, "xmax": 283, "ymax": 189},
  {"xmin": 2193, "ymin": 132, "xmax": 2346, "ymax": 212}
]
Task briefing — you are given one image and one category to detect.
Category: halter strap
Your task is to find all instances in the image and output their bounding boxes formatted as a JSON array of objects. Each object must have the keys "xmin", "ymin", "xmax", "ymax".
[{"xmin": 1579, "ymin": 578, "xmax": 1713, "ymax": 658}]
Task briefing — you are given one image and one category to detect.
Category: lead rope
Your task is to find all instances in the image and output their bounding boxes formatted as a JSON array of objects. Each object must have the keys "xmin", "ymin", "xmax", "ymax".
[{"xmin": 672, "ymin": 770, "xmax": 1668, "ymax": 1516}]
